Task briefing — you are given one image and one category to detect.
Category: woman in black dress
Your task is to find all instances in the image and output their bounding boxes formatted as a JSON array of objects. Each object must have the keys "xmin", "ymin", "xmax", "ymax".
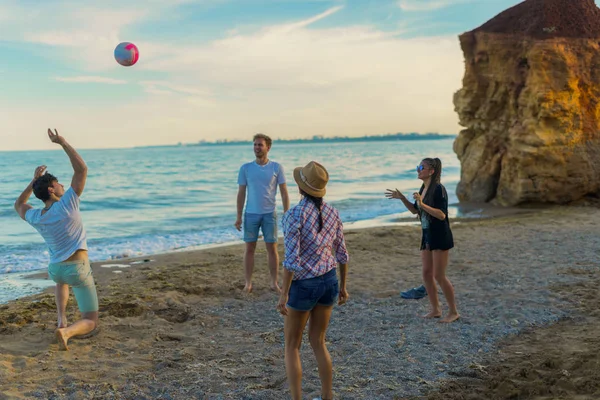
[{"xmin": 385, "ymin": 158, "xmax": 459, "ymax": 323}]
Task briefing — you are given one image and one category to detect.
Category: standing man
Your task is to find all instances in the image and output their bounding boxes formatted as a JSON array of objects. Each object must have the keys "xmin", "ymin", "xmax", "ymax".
[
  {"xmin": 235, "ymin": 133, "xmax": 290, "ymax": 293},
  {"xmin": 14, "ymin": 129, "xmax": 98, "ymax": 351}
]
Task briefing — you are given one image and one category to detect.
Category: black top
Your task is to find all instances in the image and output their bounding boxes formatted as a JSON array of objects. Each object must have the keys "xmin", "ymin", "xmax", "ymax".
[{"xmin": 414, "ymin": 183, "xmax": 454, "ymax": 251}]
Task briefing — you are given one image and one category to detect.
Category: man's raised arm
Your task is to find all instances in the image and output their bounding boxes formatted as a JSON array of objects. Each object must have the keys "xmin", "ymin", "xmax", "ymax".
[{"xmin": 48, "ymin": 129, "xmax": 87, "ymax": 196}]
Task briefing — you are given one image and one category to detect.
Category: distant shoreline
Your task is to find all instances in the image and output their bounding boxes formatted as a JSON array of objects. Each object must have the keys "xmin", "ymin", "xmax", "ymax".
[
  {"xmin": 1, "ymin": 133, "xmax": 457, "ymax": 152},
  {"xmin": 169, "ymin": 132, "xmax": 457, "ymax": 148}
]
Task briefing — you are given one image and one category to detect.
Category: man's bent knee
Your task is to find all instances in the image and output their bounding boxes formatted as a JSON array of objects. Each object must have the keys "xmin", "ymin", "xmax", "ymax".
[{"xmin": 82, "ymin": 311, "xmax": 99, "ymax": 326}]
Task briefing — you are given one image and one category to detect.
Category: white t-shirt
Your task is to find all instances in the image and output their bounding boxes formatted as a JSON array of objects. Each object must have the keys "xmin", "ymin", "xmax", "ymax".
[
  {"xmin": 238, "ymin": 160, "xmax": 286, "ymax": 214},
  {"xmin": 25, "ymin": 187, "xmax": 88, "ymax": 264}
]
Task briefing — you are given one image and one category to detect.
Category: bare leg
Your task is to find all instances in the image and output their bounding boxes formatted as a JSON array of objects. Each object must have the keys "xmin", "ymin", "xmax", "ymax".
[
  {"xmin": 265, "ymin": 242, "xmax": 281, "ymax": 293},
  {"xmin": 243, "ymin": 241, "xmax": 257, "ymax": 293},
  {"xmin": 56, "ymin": 311, "xmax": 98, "ymax": 351},
  {"xmin": 284, "ymin": 309, "xmax": 311, "ymax": 400},
  {"xmin": 55, "ymin": 284, "xmax": 69, "ymax": 328},
  {"xmin": 308, "ymin": 305, "xmax": 334, "ymax": 400},
  {"xmin": 433, "ymin": 250, "xmax": 460, "ymax": 323},
  {"xmin": 421, "ymin": 250, "xmax": 441, "ymax": 318}
]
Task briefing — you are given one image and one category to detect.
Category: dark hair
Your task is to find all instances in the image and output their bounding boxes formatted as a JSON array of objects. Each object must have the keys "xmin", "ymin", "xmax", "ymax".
[
  {"xmin": 32, "ymin": 173, "xmax": 58, "ymax": 202},
  {"xmin": 421, "ymin": 157, "xmax": 442, "ymax": 207},
  {"xmin": 300, "ymin": 190, "xmax": 323, "ymax": 232},
  {"xmin": 253, "ymin": 133, "xmax": 272, "ymax": 148}
]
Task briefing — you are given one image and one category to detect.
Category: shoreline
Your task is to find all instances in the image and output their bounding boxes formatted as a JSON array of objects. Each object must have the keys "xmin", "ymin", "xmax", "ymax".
[{"xmin": 5, "ymin": 201, "xmax": 546, "ymax": 305}]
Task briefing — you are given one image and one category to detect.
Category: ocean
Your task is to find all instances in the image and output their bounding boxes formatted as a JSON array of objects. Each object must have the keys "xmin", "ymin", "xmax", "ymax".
[{"xmin": 0, "ymin": 138, "xmax": 460, "ymax": 302}]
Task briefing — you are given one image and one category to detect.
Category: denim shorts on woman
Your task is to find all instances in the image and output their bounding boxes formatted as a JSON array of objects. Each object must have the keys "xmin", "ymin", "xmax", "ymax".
[
  {"xmin": 287, "ymin": 268, "xmax": 339, "ymax": 312},
  {"xmin": 48, "ymin": 259, "xmax": 99, "ymax": 313}
]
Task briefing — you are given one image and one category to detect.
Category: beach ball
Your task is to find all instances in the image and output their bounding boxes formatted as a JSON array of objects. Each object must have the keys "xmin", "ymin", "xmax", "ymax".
[{"xmin": 114, "ymin": 42, "xmax": 139, "ymax": 67}]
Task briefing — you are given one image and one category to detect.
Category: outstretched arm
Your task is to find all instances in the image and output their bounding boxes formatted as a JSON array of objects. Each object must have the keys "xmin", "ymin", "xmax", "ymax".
[
  {"xmin": 15, "ymin": 165, "xmax": 47, "ymax": 220},
  {"xmin": 48, "ymin": 129, "xmax": 87, "ymax": 196},
  {"xmin": 385, "ymin": 188, "xmax": 418, "ymax": 214}
]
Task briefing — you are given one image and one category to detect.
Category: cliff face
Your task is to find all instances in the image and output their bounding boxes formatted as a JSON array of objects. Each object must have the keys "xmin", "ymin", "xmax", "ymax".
[{"xmin": 453, "ymin": 0, "xmax": 600, "ymax": 205}]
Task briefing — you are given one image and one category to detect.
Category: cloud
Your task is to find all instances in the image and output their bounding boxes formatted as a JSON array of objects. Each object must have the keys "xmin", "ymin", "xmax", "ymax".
[
  {"xmin": 397, "ymin": 0, "xmax": 473, "ymax": 12},
  {"xmin": 54, "ymin": 76, "xmax": 128, "ymax": 84},
  {"xmin": 2, "ymin": 3, "xmax": 464, "ymax": 150},
  {"xmin": 397, "ymin": 15, "xmax": 463, "ymax": 35},
  {"xmin": 139, "ymin": 81, "xmax": 210, "ymax": 96},
  {"xmin": 139, "ymin": 10, "xmax": 461, "ymax": 99},
  {"xmin": 138, "ymin": 81, "xmax": 215, "ymax": 107},
  {"xmin": 279, "ymin": 6, "xmax": 344, "ymax": 32},
  {"xmin": 20, "ymin": 6, "xmax": 149, "ymax": 70}
]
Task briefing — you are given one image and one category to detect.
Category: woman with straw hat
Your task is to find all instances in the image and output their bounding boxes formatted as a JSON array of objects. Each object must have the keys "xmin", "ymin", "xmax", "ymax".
[{"xmin": 277, "ymin": 161, "xmax": 349, "ymax": 400}]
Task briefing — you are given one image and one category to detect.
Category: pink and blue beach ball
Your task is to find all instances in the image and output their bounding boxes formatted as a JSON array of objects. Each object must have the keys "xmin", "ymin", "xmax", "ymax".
[{"xmin": 114, "ymin": 42, "xmax": 139, "ymax": 67}]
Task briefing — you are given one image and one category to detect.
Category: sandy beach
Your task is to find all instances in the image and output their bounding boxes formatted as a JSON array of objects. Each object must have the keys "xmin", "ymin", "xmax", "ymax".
[{"xmin": 1, "ymin": 206, "xmax": 600, "ymax": 399}]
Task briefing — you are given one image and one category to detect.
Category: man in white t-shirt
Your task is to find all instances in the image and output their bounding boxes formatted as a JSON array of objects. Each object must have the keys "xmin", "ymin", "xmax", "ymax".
[
  {"xmin": 235, "ymin": 133, "xmax": 290, "ymax": 293},
  {"xmin": 14, "ymin": 129, "xmax": 98, "ymax": 351}
]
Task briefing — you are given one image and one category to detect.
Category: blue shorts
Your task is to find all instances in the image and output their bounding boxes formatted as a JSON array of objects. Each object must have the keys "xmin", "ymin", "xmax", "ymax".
[
  {"xmin": 48, "ymin": 259, "xmax": 99, "ymax": 313},
  {"xmin": 287, "ymin": 269, "xmax": 339, "ymax": 312},
  {"xmin": 244, "ymin": 212, "xmax": 278, "ymax": 243}
]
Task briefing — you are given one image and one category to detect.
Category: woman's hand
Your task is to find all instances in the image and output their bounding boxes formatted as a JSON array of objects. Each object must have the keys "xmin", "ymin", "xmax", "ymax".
[
  {"xmin": 412, "ymin": 192, "xmax": 422, "ymax": 205},
  {"xmin": 385, "ymin": 188, "xmax": 404, "ymax": 200},
  {"xmin": 277, "ymin": 293, "xmax": 289, "ymax": 316},
  {"xmin": 338, "ymin": 288, "xmax": 349, "ymax": 305}
]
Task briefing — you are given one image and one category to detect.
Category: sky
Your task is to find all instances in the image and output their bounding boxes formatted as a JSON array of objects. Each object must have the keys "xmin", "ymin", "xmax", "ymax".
[{"xmin": 0, "ymin": 0, "xmax": 552, "ymax": 150}]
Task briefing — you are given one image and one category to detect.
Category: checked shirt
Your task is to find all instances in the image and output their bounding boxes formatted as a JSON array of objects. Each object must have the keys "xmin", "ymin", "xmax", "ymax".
[{"xmin": 282, "ymin": 197, "xmax": 349, "ymax": 280}]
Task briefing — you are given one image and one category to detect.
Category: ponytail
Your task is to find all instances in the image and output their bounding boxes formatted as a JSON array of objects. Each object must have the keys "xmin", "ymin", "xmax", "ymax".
[
  {"xmin": 300, "ymin": 190, "xmax": 324, "ymax": 232},
  {"xmin": 433, "ymin": 158, "xmax": 442, "ymax": 184}
]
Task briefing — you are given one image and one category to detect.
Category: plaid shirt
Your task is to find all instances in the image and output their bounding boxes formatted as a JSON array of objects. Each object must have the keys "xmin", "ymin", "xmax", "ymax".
[{"xmin": 282, "ymin": 197, "xmax": 349, "ymax": 280}]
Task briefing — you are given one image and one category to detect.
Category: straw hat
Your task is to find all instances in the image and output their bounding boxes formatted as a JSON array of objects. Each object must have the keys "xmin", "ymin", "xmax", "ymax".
[{"xmin": 293, "ymin": 161, "xmax": 329, "ymax": 198}]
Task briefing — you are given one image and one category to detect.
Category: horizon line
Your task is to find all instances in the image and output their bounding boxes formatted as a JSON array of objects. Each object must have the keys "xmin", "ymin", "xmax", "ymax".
[{"xmin": 0, "ymin": 132, "xmax": 458, "ymax": 153}]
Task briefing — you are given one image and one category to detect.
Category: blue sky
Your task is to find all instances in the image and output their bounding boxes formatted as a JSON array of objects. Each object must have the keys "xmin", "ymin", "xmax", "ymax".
[{"xmin": 0, "ymin": 0, "xmax": 566, "ymax": 150}]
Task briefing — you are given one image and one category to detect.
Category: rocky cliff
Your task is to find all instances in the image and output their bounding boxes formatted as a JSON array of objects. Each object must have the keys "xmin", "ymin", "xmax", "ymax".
[{"xmin": 453, "ymin": 0, "xmax": 600, "ymax": 205}]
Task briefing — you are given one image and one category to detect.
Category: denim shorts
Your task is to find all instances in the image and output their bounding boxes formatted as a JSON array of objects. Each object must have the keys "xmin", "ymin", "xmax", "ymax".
[
  {"xmin": 287, "ymin": 268, "xmax": 339, "ymax": 312},
  {"xmin": 48, "ymin": 259, "xmax": 99, "ymax": 313},
  {"xmin": 244, "ymin": 212, "xmax": 277, "ymax": 243}
]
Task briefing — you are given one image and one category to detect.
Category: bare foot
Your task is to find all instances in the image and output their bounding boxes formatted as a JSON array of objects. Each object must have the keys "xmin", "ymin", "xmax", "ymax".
[
  {"xmin": 55, "ymin": 329, "xmax": 69, "ymax": 351},
  {"xmin": 57, "ymin": 316, "xmax": 68, "ymax": 329},
  {"xmin": 422, "ymin": 311, "xmax": 442, "ymax": 319},
  {"xmin": 270, "ymin": 284, "xmax": 281, "ymax": 294},
  {"xmin": 243, "ymin": 283, "xmax": 253, "ymax": 294},
  {"xmin": 439, "ymin": 313, "xmax": 460, "ymax": 323}
]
